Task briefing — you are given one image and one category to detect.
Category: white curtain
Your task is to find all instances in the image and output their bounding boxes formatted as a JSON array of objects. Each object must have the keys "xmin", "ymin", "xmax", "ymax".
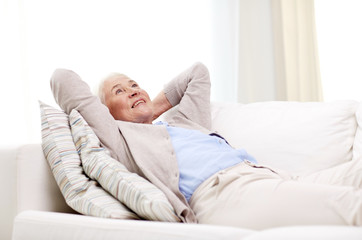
[
  {"xmin": 236, "ymin": 0, "xmax": 276, "ymax": 103},
  {"xmin": 235, "ymin": 0, "xmax": 322, "ymax": 103},
  {"xmin": 271, "ymin": 0, "xmax": 323, "ymax": 101}
]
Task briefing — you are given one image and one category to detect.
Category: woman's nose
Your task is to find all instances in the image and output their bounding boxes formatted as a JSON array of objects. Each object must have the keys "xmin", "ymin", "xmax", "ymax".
[{"xmin": 127, "ymin": 87, "xmax": 139, "ymax": 97}]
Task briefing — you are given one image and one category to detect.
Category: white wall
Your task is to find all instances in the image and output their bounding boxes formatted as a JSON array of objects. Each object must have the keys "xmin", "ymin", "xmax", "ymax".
[
  {"xmin": 0, "ymin": 0, "xmax": 245, "ymax": 145},
  {"xmin": 315, "ymin": 0, "xmax": 362, "ymax": 101}
]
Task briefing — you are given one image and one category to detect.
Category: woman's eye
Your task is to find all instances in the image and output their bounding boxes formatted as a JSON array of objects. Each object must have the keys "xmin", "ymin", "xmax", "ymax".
[
  {"xmin": 116, "ymin": 89, "xmax": 122, "ymax": 94},
  {"xmin": 132, "ymin": 83, "xmax": 138, "ymax": 88}
]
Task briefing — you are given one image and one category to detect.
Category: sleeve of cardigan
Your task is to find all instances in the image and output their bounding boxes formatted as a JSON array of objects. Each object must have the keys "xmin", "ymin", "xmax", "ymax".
[
  {"xmin": 163, "ymin": 62, "xmax": 212, "ymax": 130},
  {"xmin": 50, "ymin": 68, "xmax": 123, "ymax": 160}
]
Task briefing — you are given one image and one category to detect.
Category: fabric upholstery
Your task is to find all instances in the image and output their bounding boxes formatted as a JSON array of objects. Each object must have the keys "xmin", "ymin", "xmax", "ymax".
[
  {"xmin": 16, "ymin": 144, "xmax": 73, "ymax": 214},
  {"xmin": 353, "ymin": 103, "xmax": 362, "ymax": 162},
  {"xmin": 0, "ymin": 145, "xmax": 17, "ymax": 240},
  {"xmin": 13, "ymin": 210, "xmax": 254, "ymax": 240},
  {"xmin": 211, "ymin": 101, "xmax": 358, "ymax": 175}
]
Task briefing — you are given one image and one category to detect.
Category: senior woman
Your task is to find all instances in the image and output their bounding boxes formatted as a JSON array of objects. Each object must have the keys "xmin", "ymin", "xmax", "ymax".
[{"xmin": 51, "ymin": 62, "xmax": 362, "ymax": 229}]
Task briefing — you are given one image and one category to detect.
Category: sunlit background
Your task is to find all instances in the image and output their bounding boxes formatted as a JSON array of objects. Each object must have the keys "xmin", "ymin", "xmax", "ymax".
[{"xmin": 1, "ymin": 0, "xmax": 361, "ymax": 146}]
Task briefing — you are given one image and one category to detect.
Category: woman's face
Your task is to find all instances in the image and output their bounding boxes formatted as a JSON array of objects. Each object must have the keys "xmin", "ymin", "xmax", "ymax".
[{"xmin": 103, "ymin": 75, "xmax": 154, "ymax": 124}]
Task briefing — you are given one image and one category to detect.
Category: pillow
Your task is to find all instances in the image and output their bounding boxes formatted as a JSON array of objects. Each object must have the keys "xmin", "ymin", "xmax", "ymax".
[
  {"xmin": 40, "ymin": 101, "xmax": 139, "ymax": 219},
  {"xmin": 211, "ymin": 100, "xmax": 358, "ymax": 175},
  {"xmin": 69, "ymin": 109, "xmax": 181, "ymax": 222}
]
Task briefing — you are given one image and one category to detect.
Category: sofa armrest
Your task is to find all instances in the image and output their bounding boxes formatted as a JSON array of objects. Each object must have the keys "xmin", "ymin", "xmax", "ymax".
[
  {"xmin": 12, "ymin": 211, "xmax": 254, "ymax": 240},
  {"xmin": 0, "ymin": 145, "xmax": 18, "ymax": 240}
]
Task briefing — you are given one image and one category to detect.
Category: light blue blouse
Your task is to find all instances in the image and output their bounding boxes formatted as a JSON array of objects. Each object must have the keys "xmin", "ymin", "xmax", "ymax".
[{"xmin": 155, "ymin": 121, "xmax": 257, "ymax": 202}]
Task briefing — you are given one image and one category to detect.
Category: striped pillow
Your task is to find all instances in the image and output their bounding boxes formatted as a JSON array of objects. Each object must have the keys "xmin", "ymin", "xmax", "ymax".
[
  {"xmin": 69, "ymin": 109, "xmax": 181, "ymax": 222},
  {"xmin": 40, "ymin": 101, "xmax": 139, "ymax": 219}
]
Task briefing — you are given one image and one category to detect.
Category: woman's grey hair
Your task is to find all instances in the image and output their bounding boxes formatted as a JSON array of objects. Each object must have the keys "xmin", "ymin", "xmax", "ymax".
[{"xmin": 97, "ymin": 72, "xmax": 130, "ymax": 105}]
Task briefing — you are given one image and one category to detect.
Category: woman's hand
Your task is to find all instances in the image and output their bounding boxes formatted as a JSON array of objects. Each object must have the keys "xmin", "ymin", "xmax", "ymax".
[{"xmin": 152, "ymin": 91, "xmax": 172, "ymax": 121}]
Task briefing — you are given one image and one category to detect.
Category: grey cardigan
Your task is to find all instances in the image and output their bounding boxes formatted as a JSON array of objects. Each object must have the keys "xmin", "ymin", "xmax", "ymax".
[{"xmin": 51, "ymin": 62, "xmax": 212, "ymax": 223}]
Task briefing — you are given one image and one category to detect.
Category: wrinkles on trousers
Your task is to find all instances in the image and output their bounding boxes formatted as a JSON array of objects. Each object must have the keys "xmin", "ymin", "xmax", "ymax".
[
  {"xmin": 328, "ymin": 188, "xmax": 362, "ymax": 226},
  {"xmin": 210, "ymin": 161, "xmax": 289, "ymax": 198}
]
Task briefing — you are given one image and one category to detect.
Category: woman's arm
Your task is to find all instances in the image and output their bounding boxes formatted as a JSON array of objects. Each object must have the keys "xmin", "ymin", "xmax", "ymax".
[
  {"xmin": 163, "ymin": 62, "xmax": 211, "ymax": 129},
  {"xmin": 50, "ymin": 69, "xmax": 123, "ymax": 160}
]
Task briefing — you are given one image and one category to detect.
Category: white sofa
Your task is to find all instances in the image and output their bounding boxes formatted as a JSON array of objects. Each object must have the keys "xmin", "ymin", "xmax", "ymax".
[{"xmin": 2, "ymin": 101, "xmax": 362, "ymax": 240}]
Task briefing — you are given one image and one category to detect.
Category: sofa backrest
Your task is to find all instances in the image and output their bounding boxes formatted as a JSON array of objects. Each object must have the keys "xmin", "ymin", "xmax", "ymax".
[
  {"xmin": 352, "ymin": 103, "xmax": 362, "ymax": 163},
  {"xmin": 16, "ymin": 144, "xmax": 75, "ymax": 214},
  {"xmin": 210, "ymin": 100, "xmax": 360, "ymax": 175}
]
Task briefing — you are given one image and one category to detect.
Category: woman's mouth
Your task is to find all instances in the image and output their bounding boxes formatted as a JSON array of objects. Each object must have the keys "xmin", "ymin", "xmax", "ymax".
[{"xmin": 132, "ymin": 99, "xmax": 145, "ymax": 108}]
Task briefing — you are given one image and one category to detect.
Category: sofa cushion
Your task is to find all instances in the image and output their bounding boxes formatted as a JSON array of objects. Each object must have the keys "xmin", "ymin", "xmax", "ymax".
[
  {"xmin": 242, "ymin": 225, "xmax": 362, "ymax": 240},
  {"xmin": 353, "ymin": 103, "xmax": 362, "ymax": 162},
  {"xmin": 211, "ymin": 101, "xmax": 359, "ymax": 175},
  {"xmin": 13, "ymin": 210, "xmax": 254, "ymax": 240},
  {"xmin": 39, "ymin": 101, "xmax": 139, "ymax": 219},
  {"xmin": 69, "ymin": 109, "xmax": 180, "ymax": 222}
]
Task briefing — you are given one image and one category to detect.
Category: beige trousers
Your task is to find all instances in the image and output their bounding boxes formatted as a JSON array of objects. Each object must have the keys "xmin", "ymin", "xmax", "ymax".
[{"xmin": 189, "ymin": 160, "xmax": 362, "ymax": 230}]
